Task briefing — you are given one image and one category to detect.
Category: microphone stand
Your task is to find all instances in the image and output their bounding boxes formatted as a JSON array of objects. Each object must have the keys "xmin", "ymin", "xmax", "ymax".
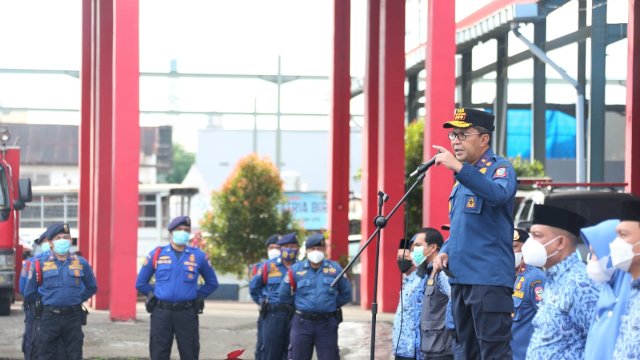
[{"xmin": 331, "ymin": 170, "xmax": 429, "ymax": 360}]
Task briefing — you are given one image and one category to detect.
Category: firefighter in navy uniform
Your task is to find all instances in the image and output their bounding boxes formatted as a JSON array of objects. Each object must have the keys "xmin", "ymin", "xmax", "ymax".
[
  {"xmin": 249, "ymin": 234, "xmax": 281, "ymax": 360},
  {"xmin": 279, "ymin": 233, "xmax": 352, "ymax": 360},
  {"xmin": 432, "ymin": 108, "xmax": 518, "ymax": 360},
  {"xmin": 23, "ymin": 223, "xmax": 98, "ymax": 360},
  {"xmin": 249, "ymin": 233, "xmax": 298, "ymax": 359},
  {"xmin": 136, "ymin": 216, "xmax": 219, "ymax": 360}
]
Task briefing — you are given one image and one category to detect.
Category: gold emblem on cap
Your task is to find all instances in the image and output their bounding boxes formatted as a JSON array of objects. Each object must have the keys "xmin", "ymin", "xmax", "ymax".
[
  {"xmin": 63, "ymin": 224, "xmax": 69, "ymax": 233},
  {"xmin": 454, "ymin": 108, "xmax": 467, "ymax": 121},
  {"xmin": 513, "ymin": 230, "xmax": 520, "ymax": 241}
]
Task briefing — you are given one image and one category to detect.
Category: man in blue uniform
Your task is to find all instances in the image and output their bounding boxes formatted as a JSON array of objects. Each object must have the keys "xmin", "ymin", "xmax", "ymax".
[
  {"xmin": 611, "ymin": 199, "xmax": 640, "ymax": 358},
  {"xmin": 249, "ymin": 233, "xmax": 281, "ymax": 360},
  {"xmin": 20, "ymin": 230, "xmax": 49, "ymax": 360},
  {"xmin": 432, "ymin": 108, "xmax": 518, "ymax": 359},
  {"xmin": 136, "ymin": 215, "xmax": 219, "ymax": 360},
  {"xmin": 524, "ymin": 205, "xmax": 600, "ymax": 359},
  {"xmin": 23, "ymin": 223, "xmax": 98, "ymax": 360},
  {"xmin": 279, "ymin": 233, "xmax": 352, "ymax": 360},
  {"xmin": 249, "ymin": 233, "xmax": 297, "ymax": 360},
  {"xmin": 582, "ymin": 219, "xmax": 631, "ymax": 360},
  {"xmin": 392, "ymin": 235, "xmax": 421, "ymax": 360},
  {"xmin": 510, "ymin": 228, "xmax": 545, "ymax": 360}
]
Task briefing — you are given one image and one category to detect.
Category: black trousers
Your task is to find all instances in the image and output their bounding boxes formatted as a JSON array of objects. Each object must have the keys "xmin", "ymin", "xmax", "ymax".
[
  {"xmin": 150, "ymin": 307, "xmax": 200, "ymax": 360},
  {"xmin": 451, "ymin": 284, "xmax": 513, "ymax": 360},
  {"xmin": 37, "ymin": 310, "xmax": 83, "ymax": 360}
]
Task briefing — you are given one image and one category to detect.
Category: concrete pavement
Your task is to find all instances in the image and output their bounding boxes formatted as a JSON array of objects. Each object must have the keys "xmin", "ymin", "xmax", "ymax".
[{"xmin": 0, "ymin": 301, "xmax": 395, "ymax": 359}]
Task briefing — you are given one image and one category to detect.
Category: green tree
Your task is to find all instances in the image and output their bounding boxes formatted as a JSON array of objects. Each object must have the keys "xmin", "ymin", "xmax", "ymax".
[
  {"xmin": 405, "ymin": 119, "xmax": 424, "ymax": 236},
  {"xmin": 200, "ymin": 154, "xmax": 303, "ymax": 276},
  {"xmin": 165, "ymin": 144, "xmax": 195, "ymax": 183}
]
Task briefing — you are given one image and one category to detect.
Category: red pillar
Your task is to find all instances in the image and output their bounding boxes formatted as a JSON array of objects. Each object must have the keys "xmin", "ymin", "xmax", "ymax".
[
  {"xmin": 360, "ymin": 0, "xmax": 380, "ymax": 310},
  {"xmin": 423, "ymin": 0, "xmax": 456, "ymax": 230},
  {"xmin": 626, "ymin": 0, "xmax": 640, "ymax": 195},
  {"xmin": 109, "ymin": 0, "xmax": 140, "ymax": 321},
  {"xmin": 328, "ymin": 0, "xmax": 350, "ymax": 262},
  {"xmin": 81, "ymin": 0, "xmax": 139, "ymax": 319},
  {"xmin": 377, "ymin": 0, "xmax": 405, "ymax": 313}
]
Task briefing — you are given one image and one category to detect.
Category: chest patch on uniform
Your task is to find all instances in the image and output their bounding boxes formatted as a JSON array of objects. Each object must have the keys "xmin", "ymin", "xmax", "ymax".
[
  {"xmin": 494, "ymin": 166, "xmax": 507, "ymax": 178},
  {"xmin": 157, "ymin": 258, "xmax": 172, "ymax": 265},
  {"xmin": 69, "ymin": 260, "xmax": 83, "ymax": 270},
  {"xmin": 513, "ymin": 290, "xmax": 524, "ymax": 298},
  {"xmin": 42, "ymin": 261, "xmax": 57, "ymax": 272},
  {"xmin": 515, "ymin": 276, "xmax": 525, "ymax": 291},
  {"xmin": 268, "ymin": 263, "xmax": 282, "ymax": 277},
  {"xmin": 295, "ymin": 270, "xmax": 307, "ymax": 276},
  {"xmin": 479, "ymin": 167, "xmax": 487, "ymax": 174},
  {"xmin": 466, "ymin": 196, "xmax": 476, "ymax": 208},
  {"xmin": 189, "ymin": 254, "xmax": 196, "ymax": 262},
  {"xmin": 323, "ymin": 267, "xmax": 337, "ymax": 274},
  {"xmin": 184, "ymin": 261, "xmax": 197, "ymax": 267}
]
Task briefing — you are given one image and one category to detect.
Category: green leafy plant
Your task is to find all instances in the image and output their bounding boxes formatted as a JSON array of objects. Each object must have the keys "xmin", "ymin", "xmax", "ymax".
[
  {"xmin": 165, "ymin": 143, "xmax": 195, "ymax": 183},
  {"xmin": 200, "ymin": 154, "xmax": 303, "ymax": 276},
  {"xmin": 405, "ymin": 119, "xmax": 424, "ymax": 237},
  {"xmin": 510, "ymin": 155, "xmax": 545, "ymax": 178}
]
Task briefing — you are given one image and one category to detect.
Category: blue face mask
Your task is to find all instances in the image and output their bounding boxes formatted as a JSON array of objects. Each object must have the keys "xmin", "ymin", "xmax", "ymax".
[
  {"xmin": 281, "ymin": 248, "xmax": 298, "ymax": 261},
  {"xmin": 52, "ymin": 239, "xmax": 71, "ymax": 255},
  {"xmin": 172, "ymin": 230, "xmax": 190, "ymax": 246},
  {"xmin": 41, "ymin": 242, "xmax": 51, "ymax": 253}
]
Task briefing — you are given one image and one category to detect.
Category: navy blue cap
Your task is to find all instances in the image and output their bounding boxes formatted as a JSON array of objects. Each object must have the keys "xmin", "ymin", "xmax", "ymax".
[
  {"xmin": 265, "ymin": 234, "xmax": 281, "ymax": 246},
  {"xmin": 34, "ymin": 230, "xmax": 48, "ymax": 245},
  {"xmin": 45, "ymin": 223, "xmax": 70, "ymax": 239},
  {"xmin": 277, "ymin": 233, "xmax": 298, "ymax": 246},
  {"xmin": 305, "ymin": 233, "xmax": 325, "ymax": 248},
  {"xmin": 168, "ymin": 216, "xmax": 191, "ymax": 231},
  {"xmin": 443, "ymin": 108, "xmax": 495, "ymax": 132},
  {"xmin": 621, "ymin": 200, "xmax": 640, "ymax": 222}
]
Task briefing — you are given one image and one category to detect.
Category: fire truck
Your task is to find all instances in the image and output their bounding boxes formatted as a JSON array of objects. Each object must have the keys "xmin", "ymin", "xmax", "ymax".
[{"xmin": 0, "ymin": 127, "xmax": 32, "ymax": 315}]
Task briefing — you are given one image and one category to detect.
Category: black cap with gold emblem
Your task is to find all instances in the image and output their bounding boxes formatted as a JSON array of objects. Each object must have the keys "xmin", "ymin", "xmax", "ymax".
[{"xmin": 443, "ymin": 108, "xmax": 495, "ymax": 132}]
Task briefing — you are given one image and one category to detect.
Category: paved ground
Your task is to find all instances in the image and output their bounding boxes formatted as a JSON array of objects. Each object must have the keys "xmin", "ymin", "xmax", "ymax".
[{"xmin": 0, "ymin": 301, "xmax": 395, "ymax": 359}]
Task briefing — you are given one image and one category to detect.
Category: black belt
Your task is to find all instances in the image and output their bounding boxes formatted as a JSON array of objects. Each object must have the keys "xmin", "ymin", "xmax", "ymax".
[
  {"xmin": 265, "ymin": 303, "xmax": 292, "ymax": 312},
  {"xmin": 295, "ymin": 310, "xmax": 336, "ymax": 321},
  {"xmin": 157, "ymin": 300, "xmax": 195, "ymax": 311},
  {"xmin": 43, "ymin": 305, "xmax": 82, "ymax": 315}
]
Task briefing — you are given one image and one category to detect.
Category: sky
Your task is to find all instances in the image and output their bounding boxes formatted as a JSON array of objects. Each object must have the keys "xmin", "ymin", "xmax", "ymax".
[{"xmin": 0, "ymin": 0, "xmax": 632, "ymax": 152}]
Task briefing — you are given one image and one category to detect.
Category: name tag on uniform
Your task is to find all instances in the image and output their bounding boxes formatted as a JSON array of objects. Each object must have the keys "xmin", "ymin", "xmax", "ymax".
[{"xmin": 323, "ymin": 267, "xmax": 337, "ymax": 274}]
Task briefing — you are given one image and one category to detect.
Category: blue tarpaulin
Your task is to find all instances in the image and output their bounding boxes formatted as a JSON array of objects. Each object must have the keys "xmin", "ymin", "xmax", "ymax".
[{"xmin": 506, "ymin": 109, "xmax": 576, "ymax": 159}]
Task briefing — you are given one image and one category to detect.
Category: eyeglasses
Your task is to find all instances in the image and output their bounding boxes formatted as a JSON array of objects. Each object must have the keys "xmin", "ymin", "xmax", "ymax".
[{"xmin": 447, "ymin": 132, "xmax": 484, "ymax": 141}]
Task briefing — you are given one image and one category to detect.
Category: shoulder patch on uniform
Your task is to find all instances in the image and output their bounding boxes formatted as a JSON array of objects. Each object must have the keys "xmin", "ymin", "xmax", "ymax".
[
  {"xmin": 534, "ymin": 286, "xmax": 544, "ymax": 301},
  {"xmin": 493, "ymin": 166, "xmax": 507, "ymax": 178},
  {"xmin": 530, "ymin": 279, "xmax": 542, "ymax": 288}
]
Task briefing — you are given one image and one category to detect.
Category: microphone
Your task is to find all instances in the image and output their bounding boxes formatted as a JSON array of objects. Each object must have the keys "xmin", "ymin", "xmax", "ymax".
[{"xmin": 409, "ymin": 154, "xmax": 438, "ymax": 177}]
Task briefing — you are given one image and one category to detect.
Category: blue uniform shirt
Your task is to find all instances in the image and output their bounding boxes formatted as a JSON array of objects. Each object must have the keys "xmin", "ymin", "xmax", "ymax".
[
  {"xmin": 24, "ymin": 252, "xmax": 97, "ymax": 307},
  {"xmin": 136, "ymin": 245, "xmax": 219, "ymax": 302},
  {"xmin": 441, "ymin": 149, "xmax": 517, "ymax": 288},
  {"xmin": 585, "ymin": 269, "xmax": 632, "ymax": 360},
  {"xmin": 612, "ymin": 278, "xmax": 640, "ymax": 359},
  {"xmin": 511, "ymin": 263, "xmax": 546, "ymax": 360},
  {"xmin": 249, "ymin": 260, "xmax": 266, "ymax": 304},
  {"xmin": 19, "ymin": 258, "xmax": 33, "ymax": 295},
  {"xmin": 391, "ymin": 270, "xmax": 422, "ymax": 358},
  {"xmin": 249, "ymin": 257, "xmax": 292, "ymax": 305},
  {"xmin": 278, "ymin": 258, "xmax": 351, "ymax": 313},
  {"xmin": 526, "ymin": 253, "xmax": 601, "ymax": 360}
]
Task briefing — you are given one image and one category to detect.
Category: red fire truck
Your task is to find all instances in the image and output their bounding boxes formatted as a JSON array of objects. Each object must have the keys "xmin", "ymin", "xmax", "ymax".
[{"xmin": 0, "ymin": 127, "xmax": 32, "ymax": 315}]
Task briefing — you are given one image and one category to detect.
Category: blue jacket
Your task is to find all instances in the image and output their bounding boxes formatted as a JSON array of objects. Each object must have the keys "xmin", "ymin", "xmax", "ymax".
[
  {"xmin": 136, "ymin": 245, "xmax": 219, "ymax": 302},
  {"xmin": 585, "ymin": 269, "xmax": 632, "ymax": 360},
  {"xmin": 612, "ymin": 278, "xmax": 640, "ymax": 359},
  {"xmin": 249, "ymin": 257, "xmax": 293, "ymax": 305},
  {"xmin": 441, "ymin": 149, "xmax": 517, "ymax": 288},
  {"xmin": 278, "ymin": 258, "xmax": 351, "ymax": 313},
  {"xmin": 23, "ymin": 252, "xmax": 97, "ymax": 307},
  {"xmin": 511, "ymin": 263, "xmax": 546, "ymax": 360}
]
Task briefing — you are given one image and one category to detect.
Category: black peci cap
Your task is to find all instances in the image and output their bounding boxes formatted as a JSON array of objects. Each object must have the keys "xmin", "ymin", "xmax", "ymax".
[{"xmin": 531, "ymin": 204, "xmax": 587, "ymax": 237}]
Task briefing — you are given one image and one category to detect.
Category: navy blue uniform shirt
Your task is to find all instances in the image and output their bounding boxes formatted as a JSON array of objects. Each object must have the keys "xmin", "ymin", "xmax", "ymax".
[
  {"xmin": 441, "ymin": 149, "xmax": 517, "ymax": 288},
  {"xmin": 249, "ymin": 257, "xmax": 292, "ymax": 305},
  {"xmin": 136, "ymin": 245, "xmax": 219, "ymax": 302}
]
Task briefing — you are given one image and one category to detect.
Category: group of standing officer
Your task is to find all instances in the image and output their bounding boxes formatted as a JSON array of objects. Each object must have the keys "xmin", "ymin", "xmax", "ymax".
[
  {"xmin": 250, "ymin": 232, "xmax": 352, "ymax": 360},
  {"xmin": 21, "ymin": 222, "xmax": 97, "ymax": 360}
]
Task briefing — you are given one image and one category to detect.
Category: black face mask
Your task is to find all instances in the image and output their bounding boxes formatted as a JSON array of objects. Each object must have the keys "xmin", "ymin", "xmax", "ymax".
[{"xmin": 397, "ymin": 258, "xmax": 413, "ymax": 273}]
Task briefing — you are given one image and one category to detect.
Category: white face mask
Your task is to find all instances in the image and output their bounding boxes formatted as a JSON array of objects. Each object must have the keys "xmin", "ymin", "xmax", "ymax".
[
  {"xmin": 609, "ymin": 237, "xmax": 640, "ymax": 272},
  {"xmin": 514, "ymin": 252, "xmax": 523, "ymax": 268},
  {"xmin": 522, "ymin": 236, "xmax": 561, "ymax": 268},
  {"xmin": 267, "ymin": 248, "xmax": 281, "ymax": 260},
  {"xmin": 307, "ymin": 250, "xmax": 325, "ymax": 264},
  {"xmin": 586, "ymin": 256, "xmax": 616, "ymax": 283}
]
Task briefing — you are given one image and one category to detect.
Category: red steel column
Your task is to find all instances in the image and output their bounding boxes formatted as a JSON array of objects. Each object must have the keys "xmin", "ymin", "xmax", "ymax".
[
  {"xmin": 360, "ymin": 0, "xmax": 380, "ymax": 310},
  {"xmin": 91, "ymin": 0, "xmax": 114, "ymax": 310},
  {"xmin": 328, "ymin": 0, "xmax": 350, "ymax": 262},
  {"xmin": 110, "ymin": 0, "xmax": 140, "ymax": 320},
  {"xmin": 626, "ymin": 0, "xmax": 640, "ymax": 195},
  {"xmin": 79, "ymin": 0, "xmax": 93, "ymax": 255},
  {"xmin": 378, "ymin": 0, "xmax": 405, "ymax": 313},
  {"xmin": 423, "ymin": 0, "xmax": 456, "ymax": 230}
]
